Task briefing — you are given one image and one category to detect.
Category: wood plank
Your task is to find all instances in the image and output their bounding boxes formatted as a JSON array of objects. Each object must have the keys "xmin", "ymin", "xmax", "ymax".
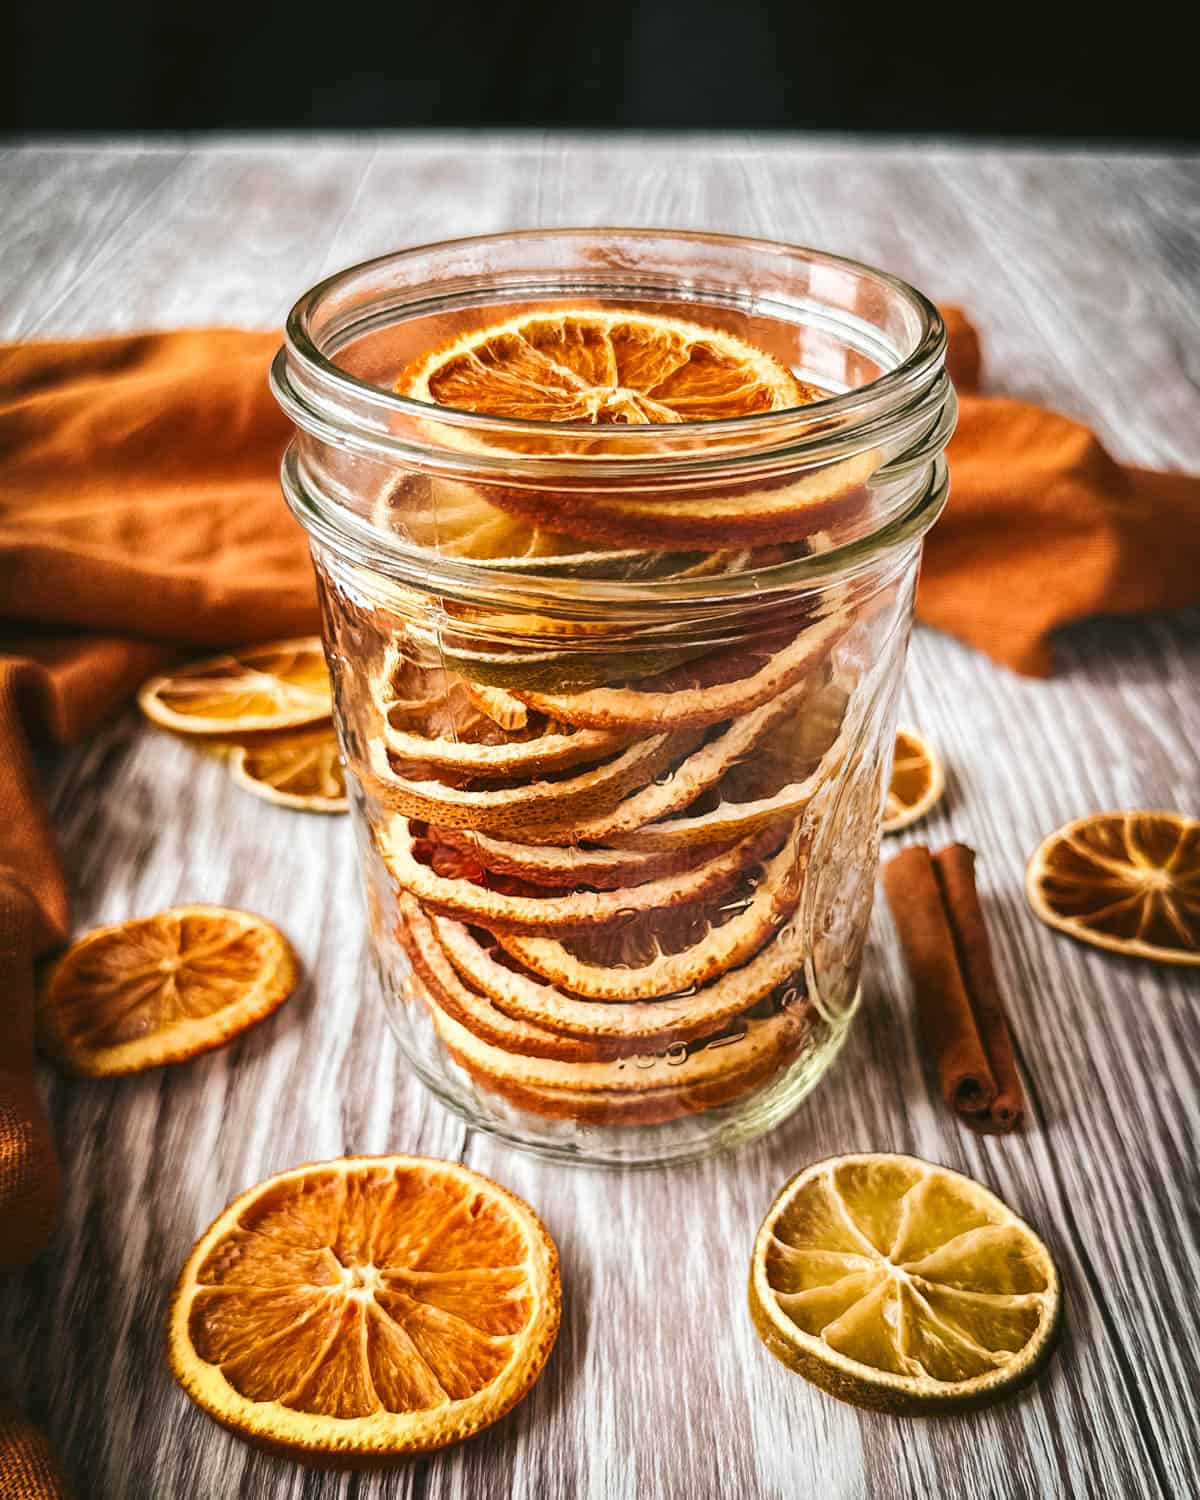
[{"xmin": 0, "ymin": 138, "xmax": 1196, "ymax": 1500}]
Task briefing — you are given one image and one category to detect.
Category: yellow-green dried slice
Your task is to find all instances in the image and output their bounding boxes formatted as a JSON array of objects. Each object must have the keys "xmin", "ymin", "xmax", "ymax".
[{"xmin": 749, "ymin": 1153, "xmax": 1061, "ymax": 1415}]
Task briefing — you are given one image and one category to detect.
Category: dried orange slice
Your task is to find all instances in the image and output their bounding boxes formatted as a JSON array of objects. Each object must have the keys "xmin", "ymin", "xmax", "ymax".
[
  {"xmin": 434, "ymin": 910, "xmax": 809, "ymax": 1048},
  {"xmin": 229, "ymin": 730, "xmax": 347, "ymax": 813},
  {"xmin": 400, "ymin": 309, "xmax": 806, "ymax": 425},
  {"xmin": 138, "ymin": 639, "xmax": 332, "ymax": 737},
  {"xmin": 1025, "ymin": 811, "xmax": 1200, "ymax": 965},
  {"xmin": 39, "ymin": 907, "xmax": 298, "ymax": 1076},
  {"xmin": 510, "ymin": 606, "xmax": 850, "ymax": 733},
  {"xmin": 380, "ymin": 818, "xmax": 779, "ymax": 936},
  {"xmin": 167, "ymin": 1155, "xmax": 560, "ymax": 1460},
  {"xmin": 380, "ymin": 651, "xmax": 628, "ymax": 779},
  {"xmin": 367, "ymin": 727, "xmax": 701, "ymax": 836},
  {"xmin": 497, "ymin": 821, "xmax": 805, "ymax": 1000},
  {"xmin": 749, "ymin": 1154, "xmax": 1060, "ymax": 1414},
  {"xmin": 431, "ymin": 825, "xmax": 724, "ymax": 890},
  {"xmin": 882, "ymin": 727, "xmax": 945, "ymax": 834},
  {"xmin": 425, "ymin": 987, "xmax": 802, "ymax": 1101}
]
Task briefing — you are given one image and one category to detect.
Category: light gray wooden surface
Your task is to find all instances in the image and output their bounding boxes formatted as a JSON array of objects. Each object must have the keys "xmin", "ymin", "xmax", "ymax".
[{"xmin": 2, "ymin": 137, "xmax": 1198, "ymax": 1500}]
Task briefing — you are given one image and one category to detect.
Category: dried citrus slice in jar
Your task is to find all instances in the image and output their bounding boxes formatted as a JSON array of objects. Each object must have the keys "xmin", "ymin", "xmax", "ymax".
[
  {"xmin": 137, "ymin": 638, "xmax": 332, "ymax": 736},
  {"xmin": 230, "ymin": 729, "xmax": 347, "ymax": 812},
  {"xmin": 396, "ymin": 309, "xmax": 878, "ymax": 549},
  {"xmin": 39, "ymin": 907, "xmax": 299, "ymax": 1076},
  {"xmin": 400, "ymin": 308, "xmax": 807, "ymax": 424},
  {"xmin": 749, "ymin": 1154, "xmax": 1061, "ymax": 1414},
  {"xmin": 167, "ymin": 1155, "xmax": 560, "ymax": 1461},
  {"xmin": 1026, "ymin": 811, "xmax": 1200, "ymax": 964},
  {"xmin": 882, "ymin": 727, "xmax": 945, "ymax": 833}
]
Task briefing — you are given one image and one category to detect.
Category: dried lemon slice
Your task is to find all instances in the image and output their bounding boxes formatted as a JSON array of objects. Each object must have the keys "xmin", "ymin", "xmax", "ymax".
[
  {"xmin": 229, "ymin": 730, "xmax": 347, "ymax": 813},
  {"xmin": 39, "ymin": 907, "xmax": 299, "ymax": 1076},
  {"xmin": 882, "ymin": 727, "xmax": 946, "ymax": 834},
  {"xmin": 497, "ymin": 821, "xmax": 804, "ymax": 999},
  {"xmin": 167, "ymin": 1155, "xmax": 560, "ymax": 1460},
  {"xmin": 749, "ymin": 1154, "xmax": 1061, "ymax": 1414},
  {"xmin": 433, "ymin": 910, "xmax": 809, "ymax": 1048},
  {"xmin": 138, "ymin": 639, "xmax": 332, "ymax": 736},
  {"xmin": 380, "ymin": 819, "xmax": 779, "ymax": 936},
  {"xmin": 1026, "ymin": 811, "xmax": 1200, "ymax": 964}
]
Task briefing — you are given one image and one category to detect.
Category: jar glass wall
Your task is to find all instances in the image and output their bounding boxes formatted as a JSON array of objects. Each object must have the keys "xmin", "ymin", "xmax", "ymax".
[{"xmin": 273, "ymin": 229, "xmax": 955, "ymax": 1166}]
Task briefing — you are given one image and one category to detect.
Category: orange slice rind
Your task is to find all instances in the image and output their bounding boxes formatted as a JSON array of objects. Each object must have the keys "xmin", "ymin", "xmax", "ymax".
[
  {"xmin": 367, "ymin": 729, "xmax": 702, "ymax": 835},
  {"xmin": 229, "ymin": 730, "xmax": 348, "ymax": 813},
  {"xmin": 882, "ymin": 727, "xmax": 945, "ymax": 834},
  {"xmin": 38, "ymin": 906, "xmax": 299, "ymax": 1077},
  {"xmin": 749, "ymin": 1154, "xmax": 1061, "ymax": 1414},
  {"xmin": 496, "ymin": 821, "xmax": 805, "ymax": 1000},
  {"xmin": 167, "ymin": 1155, "xmax": 560, "ymax": 1460},
  {"xmin": 1025, "ymin": 811, "xmax": 1200, "ymax": 965},
  {"xmin": 433, "ymin": 910, "xmax": 809, "ymax": 1047},
  {"xmin": 380, "ymin": 818, "xmax": 781, "ymax": 936},
  {"xmin": 138, "ymin": 639, "xmax": 332, "ymax": 736},
  {"xmin": 510, "ymin": 605, "xmax": 851, "ymax": 733}
]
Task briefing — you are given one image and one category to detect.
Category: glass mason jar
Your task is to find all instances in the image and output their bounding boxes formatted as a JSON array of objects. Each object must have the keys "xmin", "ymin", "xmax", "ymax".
[{"xmin": 271, "ymin": 229, "xmax": 955, "ymax": 1167}]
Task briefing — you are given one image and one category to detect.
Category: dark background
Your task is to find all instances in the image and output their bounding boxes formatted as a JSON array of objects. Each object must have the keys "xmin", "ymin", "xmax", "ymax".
[{"xmin": 5, "ymin": 0, "xmax": 1197, "ymax": 139}]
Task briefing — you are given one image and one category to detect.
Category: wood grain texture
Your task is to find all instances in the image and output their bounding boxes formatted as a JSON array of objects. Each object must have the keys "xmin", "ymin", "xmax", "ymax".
[{"xmin": 1, "ymin": 137, "xmax": 1198, "ymax": 1500}]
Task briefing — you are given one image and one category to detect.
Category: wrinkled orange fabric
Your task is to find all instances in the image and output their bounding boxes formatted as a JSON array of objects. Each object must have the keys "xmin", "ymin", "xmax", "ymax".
[{"xmin": 0, "ymin": 316, "xmax": 1197, "ymax": 1489}]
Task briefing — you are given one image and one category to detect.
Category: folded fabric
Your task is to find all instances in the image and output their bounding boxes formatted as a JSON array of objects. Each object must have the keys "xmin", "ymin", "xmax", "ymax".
[{"xmin": 0, "ymin": 313, "xmax": 1197, "ymax": 1489}]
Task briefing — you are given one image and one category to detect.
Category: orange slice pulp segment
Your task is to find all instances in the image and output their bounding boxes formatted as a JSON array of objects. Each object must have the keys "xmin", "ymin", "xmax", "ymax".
[
  {"xmin": 1025, "ymin": 810, "xmax": 1200, "ymax": 965},
  {"xmin": 38, "ymin": 906, "xmax": 299, "ymax": 1076},
  {"xmin": 167, "ymin": 1155, "xmax": 560, "ymax": 1460}
]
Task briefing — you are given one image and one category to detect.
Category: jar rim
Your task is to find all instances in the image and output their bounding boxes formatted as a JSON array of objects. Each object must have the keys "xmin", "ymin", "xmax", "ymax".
[{"xmin": 278, "ymin": 227, "xmax": 947, "ymax": 462}]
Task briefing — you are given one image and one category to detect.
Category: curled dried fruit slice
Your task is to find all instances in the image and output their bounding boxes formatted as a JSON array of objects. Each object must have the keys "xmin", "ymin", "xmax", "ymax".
[
  {"xmin": 434, "ymin": 910, "xmax": 809, "ymax": 1047},
  {"xmin": 137, "ymin": 638, "xmax": 332, "ymax": 736},
  {"xmin": 399, "ymin": 309, "xmax": 806, "ymax": 425},
  {"xmin": 380, "ymin": 819, "xmax": 780, "ymax": 936},
  {"xmin": 508, "ymin": 669, "xmax": 839, "ymax": 850},
  {"xmin": 39, "ymin": 906, "xmax": 298, "ymax": 1076},
  {"xmin": 608, "ymin": 682, "xmax": 849, "ymax": 852},
  {"xmin": 486, "ymin": 451, "xmax": 880, "ymax": 550},
  {"xmin": 424, "ymin": 986, "xmax": 803, "ymax": 1098},
  {"xmin": 749, "ymin": 1154, "xmax": 1061, "ymax": 1414},
  {"xmin": 882, "ymin": 727, "xmax": 946, "ymax": 834},
  {"xmin": 1025, "ymin": 811, "xmax": 1200, "ymax": 965},
  {"xmin": 380, "ymin": 651, "xmax": 628, "ymax": 778},
  {"xmin": 497, "ymin": 821, "xmax": 805, "ymax": 999},
  {"xmin": 399, "ymin": 897, "xmax": 617, "ymax": 1062},
  {"xmin": 367, "ymin": 728, "xmax": 701, "ymax": 836},
  {"xmin": 510, "ymin": 606, "xmax": 850, "ymax": 732},
  {"xmin": 167, "ymin": 1155, "xmax": 560, "ymax": 1459},
  {"xmin": 431, "ymin": 826, "xmax": 726, "ymax": 890},
  {"xmin": 229, "ymin": 730, "xmax": 347, "ymax": 813}
]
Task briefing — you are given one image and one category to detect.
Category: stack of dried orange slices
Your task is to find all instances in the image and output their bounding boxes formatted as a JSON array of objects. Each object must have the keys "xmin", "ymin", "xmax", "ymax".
[
  {"xmin": 341, "ymin": 308, "xmax": 887, "ymax": 1125},
  {"xmin": 138, "ymin": 638, "xmax": 348, "ymax": 812}
]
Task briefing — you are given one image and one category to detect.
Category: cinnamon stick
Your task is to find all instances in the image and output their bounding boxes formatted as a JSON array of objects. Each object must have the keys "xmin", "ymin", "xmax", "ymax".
[
  {"xmin": 933, "ymin": 844, "xmax": 1025, "ymax": 1132},
  {"xmin": 880, "ymin": 845, "xmax": 998, "ymax": 1117}
]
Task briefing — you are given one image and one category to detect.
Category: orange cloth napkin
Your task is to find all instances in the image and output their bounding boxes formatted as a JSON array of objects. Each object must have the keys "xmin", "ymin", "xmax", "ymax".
[{"xmin": 0, "ymin": 315, "xmax": 1197, "ymax": 1490}]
